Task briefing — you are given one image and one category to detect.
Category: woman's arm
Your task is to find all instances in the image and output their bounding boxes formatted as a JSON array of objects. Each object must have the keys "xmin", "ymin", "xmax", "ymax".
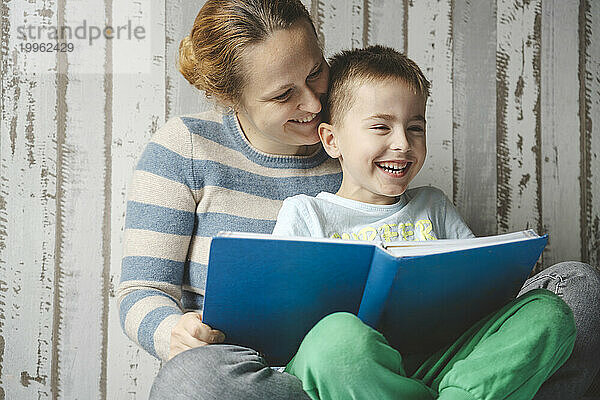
[{"xmin": 117, "ymin": 118, "xmax": 222, "ymax": 360}]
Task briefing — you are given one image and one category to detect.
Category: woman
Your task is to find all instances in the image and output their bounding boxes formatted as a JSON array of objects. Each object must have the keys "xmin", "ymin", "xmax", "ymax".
[{"xmin": 117, "ymin": 0, "xmax": 600, "ymax": 398}]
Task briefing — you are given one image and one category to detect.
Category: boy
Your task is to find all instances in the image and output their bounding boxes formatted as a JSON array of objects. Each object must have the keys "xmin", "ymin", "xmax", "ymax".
[
  {"xmin": 273, "ymin": 46, "xmax": 575, "ymax": 400},
  {"xmin": 273, "ymin": 45, "xmax": 472, "ymax": 243}
]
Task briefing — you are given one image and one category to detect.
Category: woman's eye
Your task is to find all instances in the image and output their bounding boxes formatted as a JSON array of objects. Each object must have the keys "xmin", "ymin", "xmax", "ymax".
[
  {"xmin": 307, "ymin": 66, "xmax": 322, "ymax": 80},
  {"xmin": 273, "ymin": 90, "xmax": 292, "ymax": 101}
]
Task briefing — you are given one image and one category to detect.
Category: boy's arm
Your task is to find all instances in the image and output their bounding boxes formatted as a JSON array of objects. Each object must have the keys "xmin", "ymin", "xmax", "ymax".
[{"xmin": 272, "ymin": 197, "xmax": 313, "ymax": 237}]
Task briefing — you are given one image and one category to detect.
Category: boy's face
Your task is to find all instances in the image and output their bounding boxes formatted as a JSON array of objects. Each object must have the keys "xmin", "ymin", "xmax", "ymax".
[{"xmin": 320, "ymin": 78, "xmax": 426, "ymax": 205}]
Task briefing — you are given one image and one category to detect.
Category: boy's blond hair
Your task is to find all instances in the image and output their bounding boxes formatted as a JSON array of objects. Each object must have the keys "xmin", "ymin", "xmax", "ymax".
[{"xmin": 325, "ymin": 45, "xmax": 430, "ymax": 125}]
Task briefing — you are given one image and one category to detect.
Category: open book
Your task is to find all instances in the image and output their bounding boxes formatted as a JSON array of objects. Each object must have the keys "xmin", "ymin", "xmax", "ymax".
[{"xmin": 202, "ymin": 230, "xmax": 547, "ymax": 365}]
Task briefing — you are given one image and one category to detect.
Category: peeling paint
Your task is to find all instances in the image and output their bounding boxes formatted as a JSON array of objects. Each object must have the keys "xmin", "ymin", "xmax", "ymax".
[
  {"xmin": 0, "ymin": 185, "xmax": 6, "ymax": 252},
  {"xmin": 515, "ymin": 75, "xmax": 525, "ymax": 98},
  {"xmin": 0, "ymin": 1, "xmax": 10, "ymax": 147},
  {"xmin": 496, "ymin": 0, "xmax": 541, "ymax": 237},
  {"xmin": 497, "ymin": 48, "xmax": 512, "ymax": 231},
  {"xmin": 8, "ymin": 78, "xmax": 21, "ymax": 157},
  {"xmin": 579, "ymin": 0, "xmax": 595, "ymax": 264},
  {"xmin": 51, "ymin": 0, "xmax": 69, "ymax": 397},
  {"xmin": 100, "ymin": 2, "xmax": 113, "ymax": 398},
  {"xmin": 0, "ymin": 334, "xmax": 4, "ymax": 397},
  {"xmin": 518, "ymin": 173, "xmax": 531, "ymax": 195},
  {"xmin": 0, "ymin": 2, "xmax": 9, "ymax": 397},
  {"xmin": 312, "ymin": 0, "xmax": 325, "ymax": 49},
  {"xmin": 25, "ymin": 87, "xmax": 36, "ymax": 167},
  {"xmin": 362, "ymin": 0, "xmax": 370, "ymax": 47},
  {"xmin": 20, "ymin": 371, "xmax": 45, "ymax": 387},
  {"xmin": 532, "ymin": 3, "xmax": 543, "ymax": 240},
  {"xmin": 351, "ymin": 1, "xmax": 363, "ymax": 49},
  {"xmin": 593, "ymin": 216, "xmax": 599, "ymax": 264},
  {"xmin": 36, "ymin": 7, "xmax": 54, "ymax": 19}
]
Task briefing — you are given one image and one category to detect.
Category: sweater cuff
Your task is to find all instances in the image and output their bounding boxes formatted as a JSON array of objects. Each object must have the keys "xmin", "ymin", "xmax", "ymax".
[
  {"xmin": 154, "ymin": 313, "xmax": 182, "ymax": 361},
  {"xmin": 437, "ymin": 386, "xmax": 479, "ymax": 400}
]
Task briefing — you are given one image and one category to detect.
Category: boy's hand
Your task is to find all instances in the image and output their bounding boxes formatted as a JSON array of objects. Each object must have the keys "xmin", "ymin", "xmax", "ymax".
[{"xmin": 169, "ymin": 312, "xmax": 226, "ymax": 360}]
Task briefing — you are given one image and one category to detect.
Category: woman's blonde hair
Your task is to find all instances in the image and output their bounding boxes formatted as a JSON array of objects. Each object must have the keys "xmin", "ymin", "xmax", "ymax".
[{"xmin": 179, "ymin": 0, "xmax": 317, "ymax": 107}]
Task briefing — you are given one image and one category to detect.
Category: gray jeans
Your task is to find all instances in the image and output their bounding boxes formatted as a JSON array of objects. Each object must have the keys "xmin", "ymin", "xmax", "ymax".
[
  {"xmin": 149, "ymin": 262, "xmax": 600, "ymax": 399},
  {"xmin": 519, "ymin": 262, "xmax": 600, "ymax": 399}
]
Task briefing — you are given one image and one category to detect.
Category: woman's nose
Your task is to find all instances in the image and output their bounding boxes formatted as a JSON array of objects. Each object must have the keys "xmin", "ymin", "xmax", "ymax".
[{"xmin": 298, "ymin": 86, "xmax": 322, "ymax": 114}]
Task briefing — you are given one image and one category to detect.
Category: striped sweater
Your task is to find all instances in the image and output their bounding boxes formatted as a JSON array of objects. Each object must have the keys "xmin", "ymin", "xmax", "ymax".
[{"xmin": 117, "ymin": 111, "xmax": 342, "ymax": 360}]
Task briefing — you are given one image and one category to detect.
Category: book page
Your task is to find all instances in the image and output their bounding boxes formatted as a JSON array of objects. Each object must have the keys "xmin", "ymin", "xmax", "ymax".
[
  {"xmin": 385, "ymin": 230, "xmax": 540, "ymax": 257},
  {"xmin": 217, "ymin": 231, "xmax": 379, "ymax": 246},
  {"xmin": 217, "ymin": 230, "xmax": 541, "ymax": 258}
]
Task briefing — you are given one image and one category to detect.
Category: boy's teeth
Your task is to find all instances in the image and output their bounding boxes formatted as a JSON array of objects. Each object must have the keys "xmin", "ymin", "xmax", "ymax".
[
  {"xmin": 379, "ymin": 161, "xmax": 408, "ymax": 169},
  {"xmin": 292, "ymin": 113, "xmax": 317, "ymax": 123},
  {"xmin": 377, "ymin": 161, "xmax": 410, "ymax": 174}
]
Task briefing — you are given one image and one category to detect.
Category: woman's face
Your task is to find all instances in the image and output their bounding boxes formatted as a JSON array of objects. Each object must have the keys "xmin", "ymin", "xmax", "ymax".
[{"xmin": 236, "ymin": 21, "xmax": 329, "ymax": 155}]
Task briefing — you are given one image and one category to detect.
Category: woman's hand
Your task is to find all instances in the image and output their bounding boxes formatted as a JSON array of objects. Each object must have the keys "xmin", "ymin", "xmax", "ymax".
[{"xmin": 169, "ymin": 312, "xmax": 226, "ymax": 360}]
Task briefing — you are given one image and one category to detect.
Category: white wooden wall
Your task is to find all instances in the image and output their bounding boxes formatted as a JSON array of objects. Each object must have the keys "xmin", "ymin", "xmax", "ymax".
[{"xmin": 1, "ymin": 0, "xmax": 598, "ymax": 398}]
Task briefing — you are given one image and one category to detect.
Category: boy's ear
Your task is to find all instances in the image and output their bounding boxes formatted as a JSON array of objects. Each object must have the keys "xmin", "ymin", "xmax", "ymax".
[{"xmin": 318, "ymin": 122, "xmax": 341, "ymax": 158}]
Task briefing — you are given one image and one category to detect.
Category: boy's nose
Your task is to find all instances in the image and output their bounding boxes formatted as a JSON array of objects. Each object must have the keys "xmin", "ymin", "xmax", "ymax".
[{"xmin": 390, "ymin": 130, "xmax": 411, "ymax": 152}]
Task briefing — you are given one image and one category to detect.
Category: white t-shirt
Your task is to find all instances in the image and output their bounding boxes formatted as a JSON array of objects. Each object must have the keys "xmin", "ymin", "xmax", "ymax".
[{"xmin": 273, "ymin": 186, "xmax": 474, "ymax": 242}]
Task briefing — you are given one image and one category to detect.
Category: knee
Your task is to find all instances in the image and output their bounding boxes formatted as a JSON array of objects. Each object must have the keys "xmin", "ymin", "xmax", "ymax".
[
  {"xmin": 520, "ymin": 290, "xmax": 576, "ymax": 338},
  {"xmin": 298, "ymin": 312, "xmax": 384, "ymax": 364},
  {"xmin": 550, "ymin": 262, "xmax": 600, "ymax": 316},
  {"xmin": 312, "ymin": 312, "xmax": 368, "ymax": 340},
  {"xmin": 547, "ymin": 261, "xmax": 600, "ymax": 290},
  {"xmin": 150, "ymin": 345, "xmax": 267, "ymax": 398}
]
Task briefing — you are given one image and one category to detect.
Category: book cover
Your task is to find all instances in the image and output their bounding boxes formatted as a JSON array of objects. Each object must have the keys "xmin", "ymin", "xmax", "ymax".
[{"xmin": 202, "ymin": 231, "xmax": 547, "ymax": 365}]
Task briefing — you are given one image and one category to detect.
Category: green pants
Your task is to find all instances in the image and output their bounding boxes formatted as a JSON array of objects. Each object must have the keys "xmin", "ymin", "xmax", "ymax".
[{"xmin": 285, "ymin": 289, "xmax": 575, "ymax": 400}]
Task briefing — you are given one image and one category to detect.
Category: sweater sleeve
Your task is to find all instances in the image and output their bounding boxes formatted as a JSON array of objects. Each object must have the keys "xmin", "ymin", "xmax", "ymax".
[{"xmin": 117, "ymin": 117, "xmax": 198, "ymax": 361}]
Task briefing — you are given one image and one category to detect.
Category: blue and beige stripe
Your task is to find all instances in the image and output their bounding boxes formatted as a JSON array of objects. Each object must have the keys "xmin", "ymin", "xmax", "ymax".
[
  {"xmin": 119, "ymin": 288, "xmax": 181, "ymax": 359},
  {"xmin": 136, "ymin": 144, "xmax": 340, "ymax": 200},
  {"xmin": 154, "ymin": 115, "xmax": 340, "ymax": 177}
]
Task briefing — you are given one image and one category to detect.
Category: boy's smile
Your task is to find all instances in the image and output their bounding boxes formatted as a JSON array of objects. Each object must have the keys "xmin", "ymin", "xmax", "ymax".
[{"xmin": 320, "ymin": 78, "xmax": 427, "ymax": 205}]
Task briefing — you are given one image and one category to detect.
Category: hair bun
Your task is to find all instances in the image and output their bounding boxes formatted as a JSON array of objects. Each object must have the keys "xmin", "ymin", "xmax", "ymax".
[{"xmin": 178, "ymin": 34, "xmax": 199, "ymax": 88}]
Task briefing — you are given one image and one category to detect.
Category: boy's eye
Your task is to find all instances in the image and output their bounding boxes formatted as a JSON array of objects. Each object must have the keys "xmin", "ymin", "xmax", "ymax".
[
  {"xmin": 408, "ymin": 125, "xmax": 425, "ymax": 133},
  {"xmin": 370, "ymin": 125, "xmax": 389, "ymax": 131},
  {"xmin": 273, "ymin": 89, "xmax": 292, "ymax": 102}
]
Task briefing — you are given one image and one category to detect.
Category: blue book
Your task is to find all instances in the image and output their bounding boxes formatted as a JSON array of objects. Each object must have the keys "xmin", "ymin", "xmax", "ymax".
[{"xmin": 202, "ymin": 230, "xmax": 547, "ymax": 365}]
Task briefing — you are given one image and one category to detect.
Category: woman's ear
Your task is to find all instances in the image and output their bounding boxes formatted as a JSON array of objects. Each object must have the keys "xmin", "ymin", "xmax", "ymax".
[{"xmin": 318, "ymin": 122, "xmax": 341, "ymax": 158}]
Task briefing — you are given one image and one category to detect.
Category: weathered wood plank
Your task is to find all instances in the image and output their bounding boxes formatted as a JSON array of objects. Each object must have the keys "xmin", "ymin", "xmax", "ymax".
[
  {"xmin": 300, "ymin": 0, "xmax": 314, "ymax": 27},
  {"xmin": 364, "ymin": 0, "xmax": 406, "ymax": 52},
  {"xmin": 496, "ymin": 0, "xmax": 542, "ymax": 240},
  {"xmin": 581, "ymin": 0, "xmax": 600, "ymax": 267},
  {"xmin": 319, "ymin": 0, "xmax": 365, "ymax": 58},
  {"xmin": 106, "ymin": 1, "xmax": 164, "ymax": 398},
  {"xmin": 165, "ymin": 0, "xmax": 212, "ymax": 120},
  {"xmin": 52, "ymin": 0, "xmax": 111, "ymax": 398},
  {"xmin": 405, "ymin": 0, "xmax": 454, "ymax": 199},
  {"xmin": 0, "ymin": 1, "xmax": 57, "ymax": 399},
  {"xmin": 540, "ymin": 0, "xmax": 581, "ymax": 267},
  {"xmin": 452, "ymin": 0, "xmax": 497, "ymax": 236}
]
